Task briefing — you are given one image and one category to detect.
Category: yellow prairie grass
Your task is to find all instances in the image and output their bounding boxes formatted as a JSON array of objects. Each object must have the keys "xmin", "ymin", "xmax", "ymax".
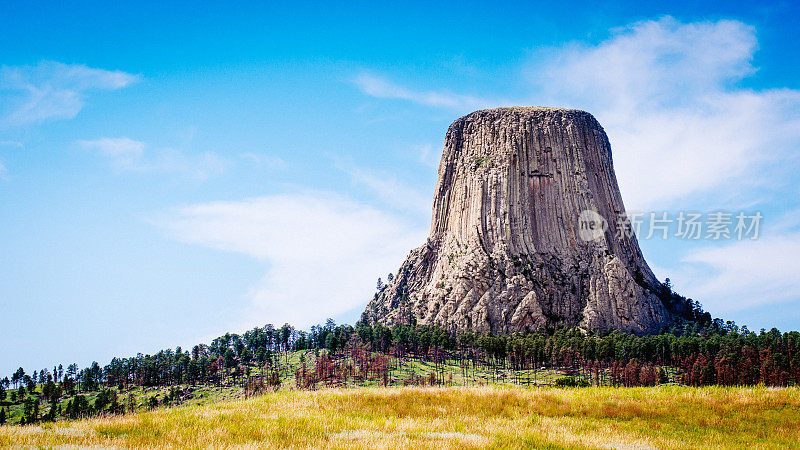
[{"xmin": 1, "ymin": 385, "xmax": 799, "ymax": 448}]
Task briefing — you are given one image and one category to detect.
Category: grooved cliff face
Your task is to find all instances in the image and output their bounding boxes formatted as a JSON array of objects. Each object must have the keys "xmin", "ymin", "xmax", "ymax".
[{"xmin": 365, "ymin": 107, "xmax": 668, "ymax": 335}]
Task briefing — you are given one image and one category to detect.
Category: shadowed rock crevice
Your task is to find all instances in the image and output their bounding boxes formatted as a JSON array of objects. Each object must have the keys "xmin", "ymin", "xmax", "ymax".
[{"xmin": 365, "ymin": 107, "xmax": 668, "ymax": 335}]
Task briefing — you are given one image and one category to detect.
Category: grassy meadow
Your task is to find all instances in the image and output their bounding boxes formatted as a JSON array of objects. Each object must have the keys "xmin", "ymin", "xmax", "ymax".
[{"xmin": 2, "ymin": 385, "xmax": 799, "ymax": 449}]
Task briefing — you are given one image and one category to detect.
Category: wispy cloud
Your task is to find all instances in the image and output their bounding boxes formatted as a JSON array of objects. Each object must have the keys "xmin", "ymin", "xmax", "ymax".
[
  {"xmin": 0, "ymin": 140, "xmax": 24, "ymax": 149},
  {"xmin": 79, "ymin": 137, "xmax": 145, "ymax": 170},
  {"xmin": 681, "ymin": 233, "xmax": 800, "ymax": 313},
  {"xmin": 153, "ymin": 192, "xmax": 427, "ymax": 328},
  {"xmin": 414, "ymin": 143, "xmax": 441, "ymax": 168},
  {"xmin": 240, "ymin": 152, "xmax": 288, "ymax": 169},
  {"xmin": 79, "ymin": 137, "xmax": 229, "ymax": 180},
  {"xmin": 337, "ymin": 162, "xmax": 431, "ymax": 216},
  {"xmin": 0, "ymin": 141, "xmax": 25, "ymax": 179},
  {"xmin": 353, "ymin": 73, "xmax": 500, "ymax": 111},
  {"xmin": 0, "ymin": 61, "xmax": 138, "ymax": 126},
  {"xmin": 356, "ymin": 18, "xmax": 800, "ymax": 212},
  {"xmin": 525, "ymin": 17, "xmax": 800, "ymax": 315},
  {"xmin": 531, "ymin": 17, "xmax": 800, "ymax": 210}
]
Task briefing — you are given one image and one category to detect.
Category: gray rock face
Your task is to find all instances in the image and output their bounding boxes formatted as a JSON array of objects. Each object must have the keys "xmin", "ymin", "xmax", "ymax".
[{"xmin": 365, "ymin": 107, "xmax": 668, "ymax": 335}]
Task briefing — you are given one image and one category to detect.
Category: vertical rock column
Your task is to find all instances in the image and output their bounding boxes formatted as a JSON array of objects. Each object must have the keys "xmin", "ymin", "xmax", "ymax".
[{"xmin": 365, "ymin": 107, "xmax": 667, "ymax": 335}]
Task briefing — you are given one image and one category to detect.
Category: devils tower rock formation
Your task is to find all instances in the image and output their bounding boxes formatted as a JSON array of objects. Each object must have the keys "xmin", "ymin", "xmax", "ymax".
[{"xmin": 364, "ymin": 107, "xmax": 669, "ymax": 335}]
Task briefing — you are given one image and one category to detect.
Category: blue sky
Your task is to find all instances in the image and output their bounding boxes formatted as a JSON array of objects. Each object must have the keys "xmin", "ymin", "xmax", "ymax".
[{"xmin": 2, "ymin": 1, "xmax": 800, "ymax": 375}]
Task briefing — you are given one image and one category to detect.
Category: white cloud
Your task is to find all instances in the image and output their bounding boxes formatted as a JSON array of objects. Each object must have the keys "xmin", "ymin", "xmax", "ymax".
[
  {"xmin": 0, "ymin": 140, "xmax": 24, "ymax": 148},
  {"xmin": 353, "ymin": 73, "xmax": 501, "ymax": 111},
  {"xmin": 531, "ymin": 17, "xmax": 800, "ymax": 210},
  {"xmin": 356, "ymin": 18, "xmax": 800, "ymax": 211},
  {"xmin": 0, "ymin": 141, "xmax": 23, "ymax": 179},
  {"xmin": 681, "ymin": 233, "xmax": 800, "ymax": 313},
  {"xmin": 154, "ymin": 192, "xmax": 427, "ymax": 328},
  {"xmin": 414, "ymin": 143, "xmax": 441, "ymax": 168},
  {"xmin": 240, "ymin": 152, "xmax": 288, "ymax": 169},
  {"xmin": 79, "ymin": 137, "xmax": 145, "ymax": 170},
  {"xmin": 156, "ymin": 149, "xmax": 230, "ymax": 180},
  {"xmin": 338, "ymin": 163, "xmax": 431, "ymax": 216},
  {"xmin": 79, "ymin": 137, "xmax": 229, "ymax": 180},
  {"xmin": 526, "ymin": 17, "xmax": 800, "ymax": 314},
  {"xmin": 0, "ymin": 61, "xmax": 138, "ymax": 126}
]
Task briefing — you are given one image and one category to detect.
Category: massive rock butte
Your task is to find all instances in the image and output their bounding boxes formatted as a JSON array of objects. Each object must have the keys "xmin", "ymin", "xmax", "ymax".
[{"xmin": 364, "ymin": 107, "xmax": 669, "ymax": 335}]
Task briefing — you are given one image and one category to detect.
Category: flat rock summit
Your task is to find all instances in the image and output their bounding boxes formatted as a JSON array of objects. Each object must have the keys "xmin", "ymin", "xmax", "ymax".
[{"xmin": 364, "ymin": 107, "xmax": 669, "ymax": 335}]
